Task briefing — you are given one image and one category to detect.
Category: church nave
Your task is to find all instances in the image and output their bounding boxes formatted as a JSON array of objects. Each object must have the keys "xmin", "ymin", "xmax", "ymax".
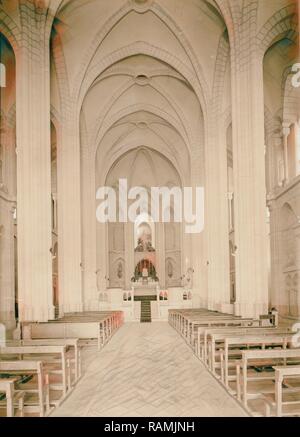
[{"xmin": 51, "ymin": 322, "xmax": 247, "ymax": 418}]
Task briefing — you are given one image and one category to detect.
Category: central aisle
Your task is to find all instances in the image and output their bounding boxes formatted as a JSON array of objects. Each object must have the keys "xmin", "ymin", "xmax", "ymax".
[{"xmin": 52, "ymin": 322, "xmax": 247, "ymax": 417}]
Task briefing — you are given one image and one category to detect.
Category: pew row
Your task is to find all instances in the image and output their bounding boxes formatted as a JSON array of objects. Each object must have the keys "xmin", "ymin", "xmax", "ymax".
[
  {"xmin": 22, "ymin": 311, "xmax": 124, "ymax": 350},
  {"xmin": 168, "ymin": 308, "xmax": 300, "ymax": 417},
  {"xmin": 220, "ymin": 334, "xmax": 293, "ymax": 389},
  {"xmin": 0, "ymin": 361, "xmax": 49, "ymax": 417},
  {"xmin": 0, "ymin": 345, "xmax": 69, "ymax": 404},
  {"xmin": 272, "ymin": 365, "xmax": 300, "ymax": 416},
  {"xmin": 237, "ymin": 348, "xmax": 300, "ymax": 416},
  {"xmin": 0, "ymin": 378, "xmax": 25, "ymax": 417},
  {"xmin": 19, "ymin": 339, "xmax": 81, "ymax": 384},
  {"xmin": 203, "ymin": 327, "xmax": 293, "ymax": 372}
]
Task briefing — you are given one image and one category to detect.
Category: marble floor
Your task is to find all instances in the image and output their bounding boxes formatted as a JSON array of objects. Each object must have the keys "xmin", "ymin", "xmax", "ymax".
[{"xmin": 52, "ymin": 322, "xmax": 248, "ymax": 417}]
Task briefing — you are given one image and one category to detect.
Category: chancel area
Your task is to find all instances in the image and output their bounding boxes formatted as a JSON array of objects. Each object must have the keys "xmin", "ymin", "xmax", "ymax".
[{"xmin": 0, "ymin": 0, "xmax": 300, "ymax": 418}]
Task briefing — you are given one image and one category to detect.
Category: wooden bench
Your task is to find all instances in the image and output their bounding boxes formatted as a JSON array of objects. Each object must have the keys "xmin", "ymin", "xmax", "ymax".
[
  {"xmin": 25, "ymin": 322, "xmax": 106, "ymax": 350},
  {"xmin": 187, "ymin": 317, "xmax": 258, "ymax": 346},
  {"xmin": 221, "ymin": 334, "xmax": 293, "ymax": 390},
  {"xmin": 23, "ymin": 311, "xmax": 123, "ymax": 350},
  {"xmin": 20, "ymin": 339, "xmax": 81, "ymax": 384},
  {"xmin": 169, "ymin": 309, "xmax": 222, "ymax": 334},
  {"xmin": 181, "ymin": 314, "xmax": 237, "ymax": 340},
  {"xmin": 203, "ymin": 327, "xmax": 292, "ymax": 371},
  {"xmin": 168, "ymin": 309, "xmax": 214, "ymax": 331},
  {"xmin": 272, "ymin": 365, "xmax": 300, "ymax": 416},
  {"xmin": 0, "ymin": 378, "xmax": 24, "ymax": 417},
  {"xmin": 0, "ymin": 361, "xmax": 49, "ymax": 417},
  {"xmin": 236, "ymin": 348, "xmax": 300, "ymax": 414},
  {"xmin": 206, "ymin": 327, "xmax": 293, "ymax": 370},
  {"xmin": 0, "ymin": 345, "xmax": 69, "ymax": 403},
  {"xmin": 195, "ymin": 323, "xmax": 275, "ymax": 359}
]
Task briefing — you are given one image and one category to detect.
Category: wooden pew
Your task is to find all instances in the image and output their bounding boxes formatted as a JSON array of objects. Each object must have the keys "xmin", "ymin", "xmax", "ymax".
[
  {"xmin": 0, "ymin": 378, "xmax": 24, "ymax": 417},
  {"xmin": 273, "ymin": 365, "xmax": 300, "ymax": 416},
  {"xmin": 181, "ymin": 313, "xmax": 237, "ymax": 340},
  {"xmin": 203, "ymin": 327, "xmax": 292, "ymax": 371},
  {"xmin": 187, "ymin": 317, "xmax": 257, "ymax": 346},
  {"xmin": 0, "ymin": 361, "xmax": 49, "ymax": 417},
  {"xmin": 0, "ymin": 345, "xmax": 69, "ymax": 402},
  {"xmin": 25, "ymin": 322, "xmax": 106, "ymax": 350},
  {"xmin": 169, "ymin": 309, "xmax": 220, "ymax": 334},
  {"xmin": 23, "ymin": 310, "xmax": 124, "ymax": 350},
  {"xmin": 168, "ymin": 309, "xmax": 213, "ymax": 331},
  {"xmin": 221, "ymin": 334, "xmax": 293, "ymax": 390},
  {"xmin": 195, "ymin": 322, "xmax": 273, "ymax": 359},
  {"xmin": 236, "ymin": 348, "xmax": 300, "ymax": 414},
  {"xmin": 20, "ymin": 339, "xmax": 81, "ymax": 384},
  {"xmin": 197, "ymin": 325, "xmax": 274, "ymax": 362}
]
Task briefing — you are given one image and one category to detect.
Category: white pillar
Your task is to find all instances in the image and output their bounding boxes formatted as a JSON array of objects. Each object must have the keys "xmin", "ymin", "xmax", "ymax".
[
  {"xmin": 268, "ymin": 201, "xmax": 282, "ymax": 313},
  {"xmin": 0, "ymin": 202, "xmax": 16, "ymax": 329},
  {"xmin": 57, "ymin": 113, "xmax": 83, "ymax": 314},
  {"xmin": 204, "ymin": 115, "xmax": 231, "ymax": 312},
  {"xmin": 16, "ymin": 13, "xmax": 54, "ymax": 321},
  {"xmin": 230, "ymin": 51, "xmax": 269, "ymax": 318},
  {"xmin": 190, "ymin": 144, "xmax": 207, "ymax": 308},
  {"xmin": 282, "ymin": 124, "xmax": 291, "ymax": 184},
  {"xmin": 81, "ymin": 145, "xmax": 97, "ymax": 310},
  {"xmin": 124, "ymin": 221, "xmax": 134, "ymax": 289},
  {"xmin": 156, "ymin": 222, "xmax": 165, "ymax": 288}
]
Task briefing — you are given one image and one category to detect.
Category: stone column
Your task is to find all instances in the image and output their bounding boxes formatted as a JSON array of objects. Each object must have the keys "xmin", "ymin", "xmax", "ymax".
[
  {"xmin": 282, "ymin": 123, "xmax": 291, "ymax": 184},
  {"xmin": 268, "ymin": 201, "xmax": 282, "ymax": 313},
  {"xmin": 81, "ymin": 136, "xmax": 97, "ymax": 310},
  {"xmin": 16, "ymin": 2, "xmax": 54, "ymax": 321},
  {"xmin": 204, "ymin": 113, "xmax": 231, "ymax": 312},
  {"xmin": 230, "ymin": 30, "xmax": 269, "ymax": 318},
  {"xmin": 156, "ymin": 222, "xmax": 165, "ymax": 288},
  {"xmin": 56, "ymin": 112, "xmax": 83, "ymax": 314},
  {"xmin": 0, "ymin": 201, "xmax": 16, "ymax": 329},
  {"xmin": 124, "ymin": 221, "xmax": 134, "ymax": 289}
]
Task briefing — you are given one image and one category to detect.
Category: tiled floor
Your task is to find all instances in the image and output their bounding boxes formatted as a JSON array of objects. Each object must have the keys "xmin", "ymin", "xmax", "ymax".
[{"xmin": 52, "ymin": 322, "xmax": 248, "ymax": 417}]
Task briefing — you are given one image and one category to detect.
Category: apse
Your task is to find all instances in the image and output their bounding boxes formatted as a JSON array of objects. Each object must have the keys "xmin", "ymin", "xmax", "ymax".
[{"xmin": 98, "ymin": 147, "xmax": 183, "ymax": 290}]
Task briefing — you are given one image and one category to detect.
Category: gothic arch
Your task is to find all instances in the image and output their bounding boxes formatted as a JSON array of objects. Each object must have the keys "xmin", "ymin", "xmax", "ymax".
[
  {"xmin": 0, "ymin": 10, "xmax": 20, "ymax": 53},
  {"xmin": 77, "ymin": 42, "xmax": 206, "ymax": 117},
  {"xmin": 257, "ymin": 5, "xmax": 298, "ymax": 56},
  {"xmin": 70, "ymin": 1, "xmax": 209, "ymax": 111},
  {"xmin": 93, "ymin": 104, "xmax": 191, "ymax": 159}
]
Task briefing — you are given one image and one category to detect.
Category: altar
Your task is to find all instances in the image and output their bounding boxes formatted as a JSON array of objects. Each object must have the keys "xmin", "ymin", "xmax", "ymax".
[{"xmin": 133, "ymin": 283, "xmax": 158, "ymax": 297}]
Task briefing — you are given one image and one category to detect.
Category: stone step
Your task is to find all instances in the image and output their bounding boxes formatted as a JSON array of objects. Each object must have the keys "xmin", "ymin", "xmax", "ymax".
[{"xmin": 140, "ymin": 301, "xmax": 151, "ymax": 323}]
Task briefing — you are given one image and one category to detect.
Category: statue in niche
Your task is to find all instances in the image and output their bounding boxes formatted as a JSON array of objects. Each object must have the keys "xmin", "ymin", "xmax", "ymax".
[
  {"xmin": 134, "ymin": 238, "xmax": 155, "ymax": 252},
  {"xmin": 117, "ymin": 262, "xmax": 123, "ymax": 279},
  {"xmin": 135, "ymin": 222, "xmax": 155, "ymax": 252},
  {"xmin": 185, "ymin": 267, "xmax": 194, "ymax": 289},
  {"xmin": 135, "ymin": 238, "xmax": 144, "ymax": 252},
  {"xmin": 146, "ymin": 241, "xmax": 155, "ymax": 252},
  {"xmin": 167, "ymin": 260, "xmax": 173, "ymax": 278}
]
